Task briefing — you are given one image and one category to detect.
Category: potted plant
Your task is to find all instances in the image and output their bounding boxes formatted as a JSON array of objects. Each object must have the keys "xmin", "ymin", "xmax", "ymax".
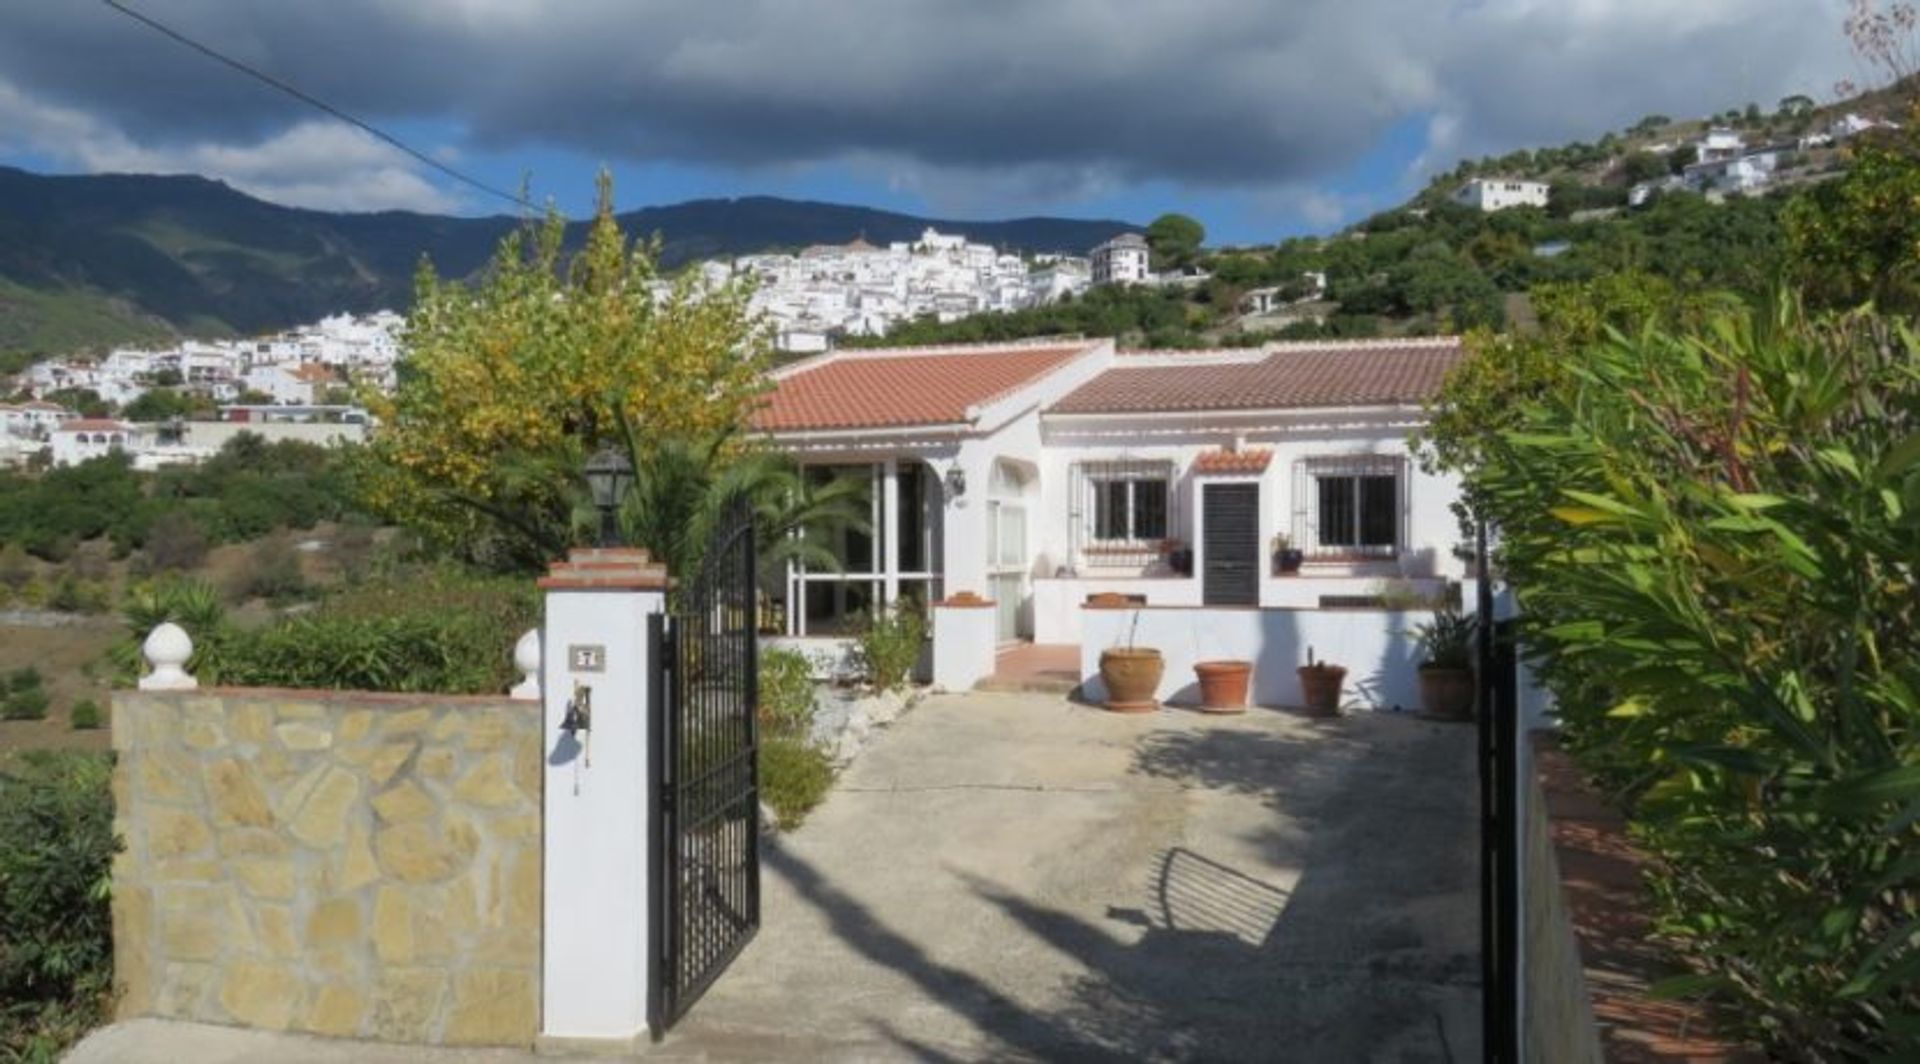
[
  {"xmin": 1193, "ymin": 659, "xmax": 1252, "ymax": 714},
  {"xmin": 1412, "ymin": 609, "xmax": 1477, "ymax": 721},
  {"xmin": 1272, "ymin": 533, "xmax": 1304, "ymax": 575},
  {"xmin": 1164, "ymin": 538, "xmax": 1194, "ymax": 576},
  {"xmin": 1295, "ymin": 646, "xmax": 1345, "ymax": 717},
  {"xmin": 1098, "ymin": 610, "xmax": 1163, "ymax": 713}
]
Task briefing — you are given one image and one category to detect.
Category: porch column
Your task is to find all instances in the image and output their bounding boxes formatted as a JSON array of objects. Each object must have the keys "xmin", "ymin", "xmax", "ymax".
[
  {"xmin": 882, "ymin": 456, "xmax": 900, "ymax": 607},
  {"xmin": 536, "ymin": 548, "xmax": 669, "ymax": 1052}
]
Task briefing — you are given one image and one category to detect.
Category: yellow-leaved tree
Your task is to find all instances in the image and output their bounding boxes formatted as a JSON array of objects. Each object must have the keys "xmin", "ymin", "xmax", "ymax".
[{"xmin": 359, "ymin": 174, "xmax": 771, "ymax": 568}]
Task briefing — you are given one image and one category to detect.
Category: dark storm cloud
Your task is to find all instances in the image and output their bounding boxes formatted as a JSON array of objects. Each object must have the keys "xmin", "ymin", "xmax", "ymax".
[{"xmin": 0, "ymin": 0, "xmax": 1856, "ymax": 210}]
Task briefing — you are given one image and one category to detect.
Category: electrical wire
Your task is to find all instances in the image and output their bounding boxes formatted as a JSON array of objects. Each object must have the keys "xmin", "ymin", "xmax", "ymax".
[{"xmin": 99, "ymin": 0, "xmax": 530, "ymax": 209}]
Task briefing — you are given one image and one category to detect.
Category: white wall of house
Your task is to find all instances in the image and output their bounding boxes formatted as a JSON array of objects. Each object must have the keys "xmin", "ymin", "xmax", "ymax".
[
  {"xmin": 1452, "ymin": 178, "xmax": 1550, "ymax": 212},
  {"xmin": 49, "ymin": 424, "xmax": 137, "ymax": 467},
  {"xmin": 1031, "ymin": 409, "xmax": 1466, "ymax": 642},
  {"xmin": 1079, "ymin": 604, "xmax": 1440, "ymax": 710}
]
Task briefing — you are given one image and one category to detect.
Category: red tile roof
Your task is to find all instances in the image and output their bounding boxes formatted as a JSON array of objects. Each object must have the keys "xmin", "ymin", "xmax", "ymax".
[
  {"xmin": 1192, "ymin": 448, "xmax": 1273, "ymax": 474},
  {"xmin": 56, "ymin": 418, "xmax": 131, "ymax": 433},
  {"xmin": 1050, "ymin": 338, "xmax": 1463, "ymax": 415},
  {"xmin": 753, "ymin": 342, "xmax": 1097, "ymax": 432}
]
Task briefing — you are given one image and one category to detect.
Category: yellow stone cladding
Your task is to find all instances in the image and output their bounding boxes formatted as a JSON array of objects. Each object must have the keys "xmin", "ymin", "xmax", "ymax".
[{"xmin": 110, "ymin": 690, "xmax": 542, "ymax": 1047}]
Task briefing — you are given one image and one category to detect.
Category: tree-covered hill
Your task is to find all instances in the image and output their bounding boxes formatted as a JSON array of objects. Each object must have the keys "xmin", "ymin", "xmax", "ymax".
[
  {"xmin": 0, "ymin": 166, "xmax": 1134, "ymax": 356},
  {"xmin": 868, "ymin": 89, "xmax": 1906, "ymax": 350}
]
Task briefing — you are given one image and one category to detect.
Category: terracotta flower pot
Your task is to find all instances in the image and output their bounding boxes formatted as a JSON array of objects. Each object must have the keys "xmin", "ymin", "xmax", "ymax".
[
  {"xmin": 1296, "ymin": 664, "xmax": 1347, "ymax": 717},
  {"xmin": 1193, "ymin": 660, "xmax": 1252, "ymax": 713},
  {"xmin": 1418, "ymin": 666, "xmax": 1476, "ymax": 721},
  {"xmin": 1099, "ymin": 648, "xmax": 1163, "ymax": 712},
  {"xmin": 1274, "ymin": 548, "xmax": 1305, "ymax": 574}
]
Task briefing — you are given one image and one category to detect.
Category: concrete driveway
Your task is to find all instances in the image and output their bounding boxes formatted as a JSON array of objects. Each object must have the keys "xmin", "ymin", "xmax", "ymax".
[
  {"xmin": 660, "ymin": 691, "xmax": 1480, "ymax": 1063},
  {"xmin": 68, "ymin": 691, "xmax": 1479, "ymax": 1064}
]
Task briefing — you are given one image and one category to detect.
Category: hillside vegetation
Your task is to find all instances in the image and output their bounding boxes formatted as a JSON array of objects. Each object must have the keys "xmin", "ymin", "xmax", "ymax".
[
  {"xmin": 0, "ymin": 166, "xmax": 1132, "ymax": 357},
  {"xmin": 874, "ymin": 91, "xmax": 1896, "ymax": 349}
]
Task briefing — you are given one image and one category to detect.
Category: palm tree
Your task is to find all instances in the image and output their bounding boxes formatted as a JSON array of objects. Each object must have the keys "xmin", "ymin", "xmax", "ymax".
[{"xmin": 580, "ymin": 423, "xmax": 870, "ymax": 589}]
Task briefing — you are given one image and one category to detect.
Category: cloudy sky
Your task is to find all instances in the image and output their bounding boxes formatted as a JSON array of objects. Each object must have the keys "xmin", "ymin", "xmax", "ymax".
[{"xmin": 0, "ymin": 1, "xmax": 1862, "ymax": 243}]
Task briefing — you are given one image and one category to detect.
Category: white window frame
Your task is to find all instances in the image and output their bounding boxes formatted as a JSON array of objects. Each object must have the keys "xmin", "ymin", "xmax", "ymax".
[{"xmin": 1087, "ymin": 471, "xmax": 1170, "ymax": 547}]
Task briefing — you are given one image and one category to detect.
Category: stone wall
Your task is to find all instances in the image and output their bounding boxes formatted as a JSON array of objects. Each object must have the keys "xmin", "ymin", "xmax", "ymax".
[{"xmin": 110, "ymin": 689, "xmax": 542, "ymax": 1047}]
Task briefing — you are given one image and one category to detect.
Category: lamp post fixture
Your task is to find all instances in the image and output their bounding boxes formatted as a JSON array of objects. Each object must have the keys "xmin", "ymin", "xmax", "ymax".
[
  {"xmin": 584, "ymin": 445, "xmax": 634, "ymax": 547},
  {"xmin": 943, "ymin": 463, "xmax": 966, "ymax": 500}
]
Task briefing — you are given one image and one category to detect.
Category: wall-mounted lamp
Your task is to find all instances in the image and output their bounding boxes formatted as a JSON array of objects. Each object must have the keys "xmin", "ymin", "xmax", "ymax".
[
  {"xmin": 584, "ymin": 445, "xmax": 635, "ymax": 547},
  {"xmin": 943, "ymin": 464, "xmax": 967, "ymax": 500}
]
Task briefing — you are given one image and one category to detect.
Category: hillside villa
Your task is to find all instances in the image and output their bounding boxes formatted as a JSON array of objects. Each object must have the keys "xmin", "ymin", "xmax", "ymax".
[{"xmin": 750, "ymin": 335, "xmax": 1469, "ymax": 707}]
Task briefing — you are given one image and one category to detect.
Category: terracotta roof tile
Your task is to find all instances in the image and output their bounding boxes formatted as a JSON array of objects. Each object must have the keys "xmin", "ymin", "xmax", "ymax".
[
  {"xmin": 1192, "ymin": 448, "xmax": 1273, "ymax": 474},
  {"xmin": 56, "ymin": 418, "xmax": 132, "ymax": 432},
  {"xmin": 753, "ymin": 342, "xmax": 1096, "ymax": 432},
  {"xmin": 1050, "ymin": 337, "xmax": 1464, "ymax": 415}
]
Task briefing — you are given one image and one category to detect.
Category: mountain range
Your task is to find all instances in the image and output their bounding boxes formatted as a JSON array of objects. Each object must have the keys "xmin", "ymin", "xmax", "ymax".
[{"xmin": 0, "ymin": 166, "xmax": 1136, "ymax": 355}]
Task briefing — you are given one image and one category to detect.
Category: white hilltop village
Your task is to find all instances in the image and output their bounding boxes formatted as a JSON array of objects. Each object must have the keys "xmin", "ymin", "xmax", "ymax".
[
  {"xmin": 2, "ymin": 227, "xmax": 1161, "ymax": 468},
  {"xmin": 679, "ymin": 226, "xmax": 1118, "ymax": 355}
]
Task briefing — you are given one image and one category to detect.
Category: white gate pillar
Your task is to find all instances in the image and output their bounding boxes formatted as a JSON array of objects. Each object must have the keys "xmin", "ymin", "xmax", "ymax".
[{"xmin": 536, "ymin": 548, "xmax": 669, "ymax": 1053}]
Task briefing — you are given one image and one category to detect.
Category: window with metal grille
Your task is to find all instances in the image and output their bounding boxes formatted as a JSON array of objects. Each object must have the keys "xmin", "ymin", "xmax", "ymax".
[
  {"xmin": 1070, "ymin": 459, "xmax": 1180, "ymax": 569},
  {"xmin": 1292, "ymin": 456, "xmax": 1405, "ymax": 558}
]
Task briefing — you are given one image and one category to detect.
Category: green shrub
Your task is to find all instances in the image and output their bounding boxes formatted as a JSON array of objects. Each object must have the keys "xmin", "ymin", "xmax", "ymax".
[
  {"xmin": 68, "ymin": 700, "xmax": 102, "ymax": 731},
  {"xmin": 236, "ymin": 535, "xmax": 307, "ymax": 603},
  {"xmin": 140, "ymin": 510, "xmax": 209, "ymax": 573},
  {"xmin": 759, "ymin": 736, "xmax": 835, "ymax": 829},
  {"xmin": 0, "ymin": 751, "xmax": 118, "ymax": 1060},
  {"xmin": 1424, "ymin": 296, "xmax": 1920, "ymax": 1055},
  {"xmin": 48, "ymin": 575, "xmax": 110, "ymax": 615},
  {"xmin": 854, "ymin": 604, "xmax": 925, "ymax": 693},
  {"xmin": 758, "ymin": 648, "xmax": 816, "ymax": 740},
  {"xmin": 0, "ymin": 545, "xmax": 30, "ymax": 592},
  {"xmin": 214, "ymin": 612, "xmax": 519, "ymax": 694},
  {"xmin": 7, "ymin": 668, "xmax": 41, "ymax": 694},
  {"xmin": 3, "ymin": 687, "xmax": 50, "ymax": 722}
]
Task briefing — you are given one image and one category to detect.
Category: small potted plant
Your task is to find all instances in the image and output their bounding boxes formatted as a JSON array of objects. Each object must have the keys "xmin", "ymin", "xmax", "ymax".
[
  {"xmin": 1272, "ymin": 533, "xmax": 1304, "ymax": 575},
  {"xmin": 1295, "ymin": 646, "xmax": 1345, "ymax": 717},
  {"xmin": 1164, "ymin": 538, "xmax": 1194, "ymax": 576},
  {"xmin": 1412, "ymin": 609, "xmax": 1476, "ymax": 721},
  {"xmin": 1099, "ymin": 610, "xmax": 1163, "ymax": 713}
]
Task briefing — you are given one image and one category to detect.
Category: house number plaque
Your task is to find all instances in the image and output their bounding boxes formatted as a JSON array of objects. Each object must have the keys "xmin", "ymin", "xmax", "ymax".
[{"xmin": 568, "ymin": 644, "xmax": 605, "ymax": 672}]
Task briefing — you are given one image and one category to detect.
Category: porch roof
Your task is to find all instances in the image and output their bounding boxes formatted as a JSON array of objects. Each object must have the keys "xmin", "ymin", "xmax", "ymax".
[
  {"xmin": 1047, "ymin": 337, "xmax": 1463, "ymax": 416},
  {"xmin": 752, "ymin": 340, "xmax": 1098, "ymax": 433}
]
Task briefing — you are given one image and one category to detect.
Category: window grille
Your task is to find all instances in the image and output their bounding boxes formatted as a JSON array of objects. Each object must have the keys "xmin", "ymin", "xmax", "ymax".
[
  {"xmin": 1291, "ymin": 455, "xmax": 1406, "ymax": 559},
  {"xmin": 1069, "ymin": 459, "xmax": 1182, "ymax": 570}
]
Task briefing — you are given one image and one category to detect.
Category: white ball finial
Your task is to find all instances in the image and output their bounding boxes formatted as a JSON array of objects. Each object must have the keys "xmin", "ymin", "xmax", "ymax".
[
  {"xmin": 140, "ymin": 622, "xmax": 197, "ymax": 691},
  {"xmin": 510, "ymin": 628, "xmax": 541, "ymax": 701}
]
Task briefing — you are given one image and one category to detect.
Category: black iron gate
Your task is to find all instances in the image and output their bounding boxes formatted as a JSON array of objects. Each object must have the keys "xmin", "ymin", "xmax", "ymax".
[
  {"xmin": 649, "ymin": 496, "xmax": 760, "ymax": 1033},
  {"xmin": 1475, "ymin": 524, "xmax": 1521, "ymax": 1064}
]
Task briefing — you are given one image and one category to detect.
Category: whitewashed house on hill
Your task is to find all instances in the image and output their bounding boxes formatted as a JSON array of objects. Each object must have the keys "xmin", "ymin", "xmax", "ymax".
[
  {"xmin": 1090, "ymin": 233, "xmax": 1151, "ymax": 285},
  {"xmin": 751, "ymin": 336, "xmax": 1470, "ymax": 707},
  {"xmin": 49, "ymin": 418, "xmax": 139, "ymax": 467},
  {"xmin": 1450, "ymin": 178, "xmax": 1549, "ymax": 212}
]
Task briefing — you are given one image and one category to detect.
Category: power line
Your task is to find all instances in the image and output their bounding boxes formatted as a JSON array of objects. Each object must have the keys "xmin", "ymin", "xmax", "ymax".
[{"xmin": 99, "ymin": 0, "xmax": 530, "ymax": 209}]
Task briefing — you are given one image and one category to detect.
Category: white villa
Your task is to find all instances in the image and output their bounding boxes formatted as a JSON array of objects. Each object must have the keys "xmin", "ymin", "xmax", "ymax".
[
  {"xmin": 752, "ymin": 336, "xmax": 1469, "ymax": 708},
  {"xmin": 1450, "ymin": 178, "xmax": 1550, "ymax": 212},
  {"xmin": 48, "ymin": 418, "xmax": 140, "ymax": 467},
  {"xmin": 1090, "ymin": 233, "xmax": 1151, "ymax": 285}
]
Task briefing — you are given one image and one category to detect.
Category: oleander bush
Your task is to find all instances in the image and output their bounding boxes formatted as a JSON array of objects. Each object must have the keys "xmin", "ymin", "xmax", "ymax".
[
  {"xmin": 1424, "ymin": 295, "xmax": 1920, "ymax": 1057},
  {"xmin": 0, "ymin": 751, "xmax": 118, "ymax": 1061}
]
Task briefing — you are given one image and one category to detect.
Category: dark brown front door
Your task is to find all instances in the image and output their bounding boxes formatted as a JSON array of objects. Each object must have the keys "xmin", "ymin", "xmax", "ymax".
[{"xmin": 1202, "ymin": 483, "xmax": 1259, "ymax": 606}]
